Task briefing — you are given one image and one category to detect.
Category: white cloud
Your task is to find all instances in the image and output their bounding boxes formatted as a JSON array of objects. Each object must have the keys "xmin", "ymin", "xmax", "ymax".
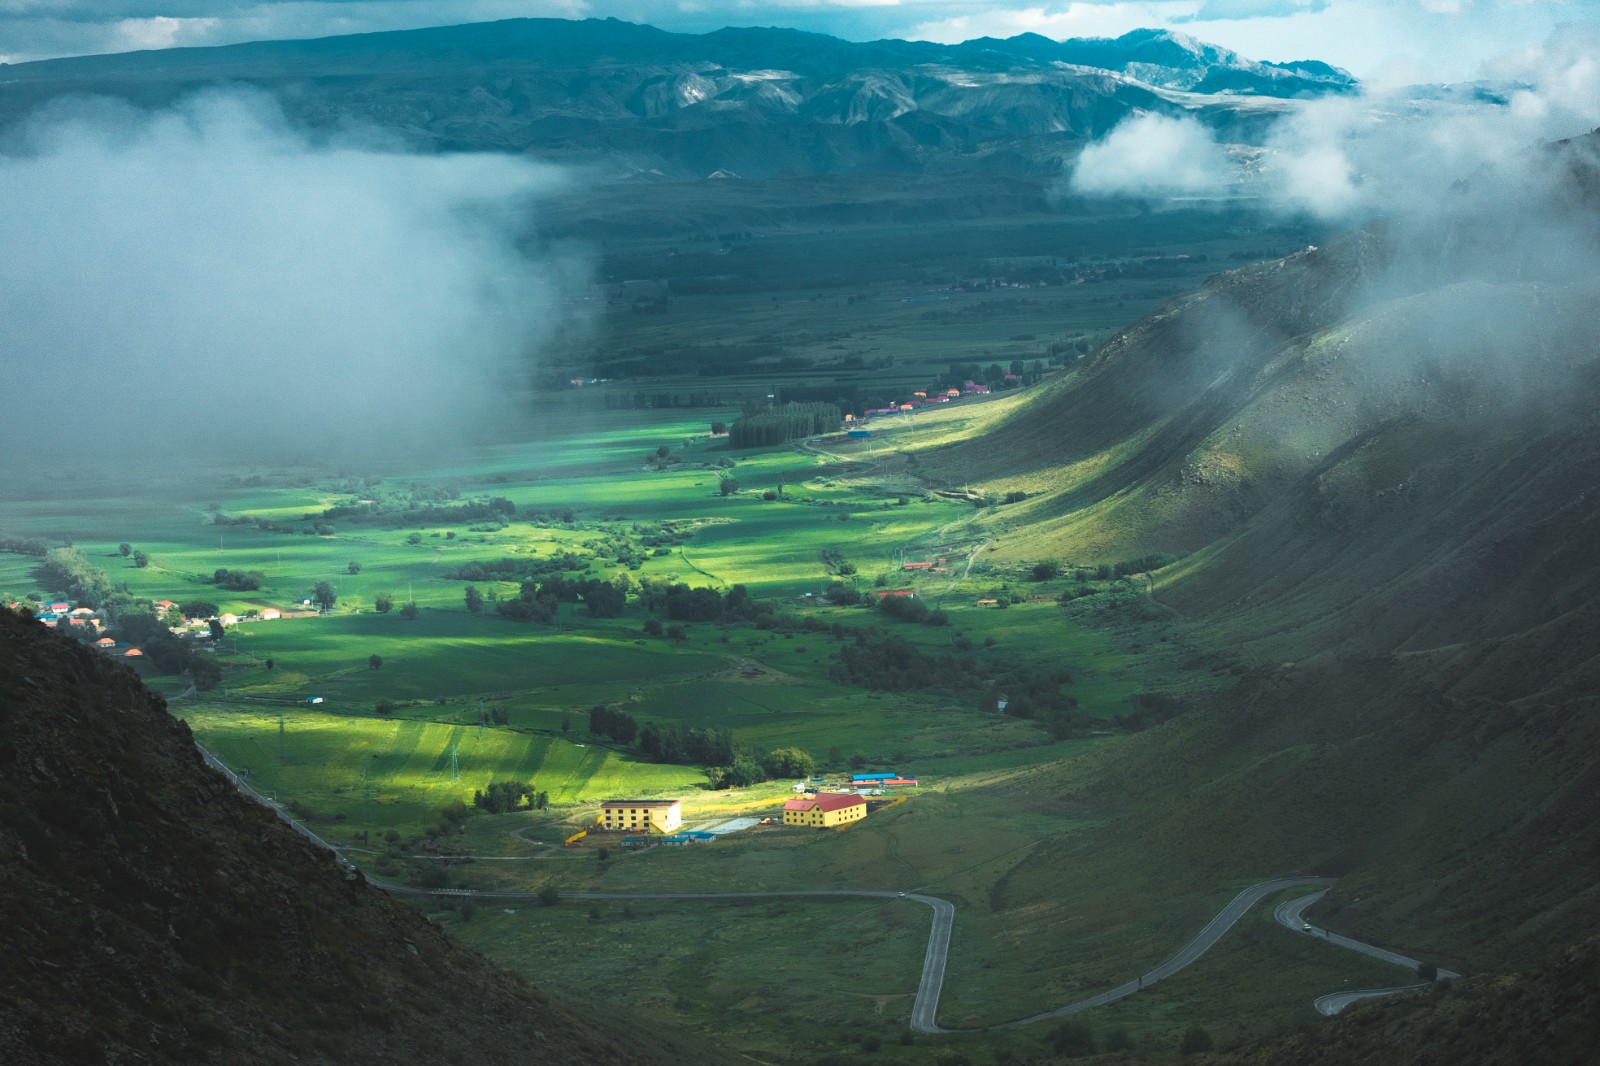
[
  {"xmin": 1068, "ymin": 111, "xmax": 1233, "ymax": 197},
  {"xmin": 1182, "ymin": 0, "xmax": 1329, "ymax": 21},
  {"xmin": 0, "ymin": 89, "xmax": 586, "ymax": 466}
]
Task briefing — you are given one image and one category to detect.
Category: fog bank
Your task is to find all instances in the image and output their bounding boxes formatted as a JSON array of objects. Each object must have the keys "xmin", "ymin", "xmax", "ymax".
[
  {"xmin": 0, "ymin": 90, "xmax": 586, "ymax": 473},
  {"xmin": 1067, "ymin": 24, "xmax": 1600, "ymax": 226}
]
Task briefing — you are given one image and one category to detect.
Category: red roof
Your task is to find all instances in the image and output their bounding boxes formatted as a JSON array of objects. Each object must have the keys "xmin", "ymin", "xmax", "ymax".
[
  {"xmin": 873, "ymin": 589, "xmax": 916, "ymax": 598},
  {"xmin": 786, "ymin": 792, "xmax": 865, "ymax": 814}
]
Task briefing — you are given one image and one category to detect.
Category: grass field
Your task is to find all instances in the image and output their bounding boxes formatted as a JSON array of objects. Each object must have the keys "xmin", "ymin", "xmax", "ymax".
[
  {"xmin": 187, "ymin": 707, "xmax": 702, "ymax": 833},
  {"xmin": 0, "ymin": 207, "xmax": 1360, "ymax": 1061}
]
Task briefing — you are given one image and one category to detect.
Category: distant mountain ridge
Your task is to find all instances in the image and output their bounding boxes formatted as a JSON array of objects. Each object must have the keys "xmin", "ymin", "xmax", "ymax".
[{"xmin": 0, "ymin": 18, "xmax": 1353, "ymax": 181}]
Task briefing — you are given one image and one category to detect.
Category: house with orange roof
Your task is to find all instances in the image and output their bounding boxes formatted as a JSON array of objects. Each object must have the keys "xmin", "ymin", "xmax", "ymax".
[{"xmin": 782, "ymin": 792, "xmax": 866, "ymax": 829}]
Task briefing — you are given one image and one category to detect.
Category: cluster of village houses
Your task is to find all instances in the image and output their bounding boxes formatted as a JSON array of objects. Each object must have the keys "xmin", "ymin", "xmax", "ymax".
[
  {"xmin": 591, "ymin": 773, "xmax": 920, "ymax": 847},
  {"xmin": 850, "ymin": 382, "xmax": 998, "ymax": 424},
  {"xmin": 7, "ymin": 597, "xmax": 296, "ymax": 659}
]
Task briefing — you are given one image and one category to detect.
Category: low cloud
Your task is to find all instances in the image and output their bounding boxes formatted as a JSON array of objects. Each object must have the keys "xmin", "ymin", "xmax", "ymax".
[
  {"xmin": 1065, "ymin": 22, "xmax": 1600, "ymax": 223},
  {"xmin": 1258, "ymin": 23, "xmax": 1600, "ymax": 223},
  {"xmin": 1179, "ymin": 0, "xmax": 1330, "ymax": 23},
  {"xmin": 0, "ymin": 89, "xmax": 586, "ymax": 470},
  {"xmin": 1067, "ymin": 111, "xmax": 1234, "ymax": 198}
]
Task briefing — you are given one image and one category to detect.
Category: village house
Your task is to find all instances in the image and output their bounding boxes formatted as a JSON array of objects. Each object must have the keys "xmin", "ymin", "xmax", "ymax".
[
  {"xmin": 782, "ymin": 792, "xmax": 867, "ymax": 829},
  {"xmin": 598, "ymin": 799, "xmax": 683, "ymax": 834}
]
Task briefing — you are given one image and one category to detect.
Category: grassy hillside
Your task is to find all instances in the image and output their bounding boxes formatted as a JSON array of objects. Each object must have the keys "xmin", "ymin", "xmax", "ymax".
[
  {"xmin": 0, "ymin": 609, "xmax": 698, "ymax": 1065},
  {"xmin": 1224, "ymin": 933, "xmax": 1600, "ymax": 1065},
  {"xmin": 906, "ymin": 141, "xmax": 1600, "ymax": 987}
]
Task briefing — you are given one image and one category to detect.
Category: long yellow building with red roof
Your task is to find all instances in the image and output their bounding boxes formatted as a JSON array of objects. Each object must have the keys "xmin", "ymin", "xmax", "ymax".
[{"xmin": 782, "ymin": 792, "xmax": 866, "ymax": 828}]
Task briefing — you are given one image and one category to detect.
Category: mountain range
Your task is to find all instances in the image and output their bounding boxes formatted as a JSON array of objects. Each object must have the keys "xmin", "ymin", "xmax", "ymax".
[{"xmin": 0, "ymin": 19, "xmax": 1350, "ymax": 181}]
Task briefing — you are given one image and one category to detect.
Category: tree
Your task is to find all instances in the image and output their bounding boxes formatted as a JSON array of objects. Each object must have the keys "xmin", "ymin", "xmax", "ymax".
[
  {"xmin": 537, "ymin": 886, "xmax": 560, "ymax": 907},
  {"xmin": 711, "ymin": 756, "xmax": 765, "ymax": 789},
  {"xmin": 347, "ymin": 561, "xmax": 362, "ymax": 575},
  {"xmin": 1031, "ymin": 560, "xmax": 1061, "ymax": 581},
  {"xmin": 666, "ymin": 624, "xmax": 686, "ymax": 641},
  {"xmin": 374, "ymin": 592, "xmax": 394, "ymax": 614},
  {"xmin": 188, "ymin": 657, "xmax": 222, "ymax": 692},
  {"xmin": 369, "ymin": 654, "xmax": 382, "ymax": 670},
  {"xmin": 710, "ymin": 420, "xmax": 727, "ymax": 435},
  {"xmin": 580, "ymin": 582, "xmax": 625, "ymax": 618},
  {"xmin": 762, "ymin": 747, "xmax": 815, "ymax": 778},
  {"xmin": 264, "ymin": 658, "xmax": 274, "ymax": 670},
  {"xmin": 464, "ymin": 586, "xmax": 483, "ymax": 613},
  {"xmin": 212, "ymin": 568, "xmax": 263, "ymax": 590},
  {"xmin": 588, "ymin": 705, "xmax": 638, "ymax": 744},
  {"xmin": 1050, "ymin": 1020, "xmax": 1095, "ymax": 1057},
  {"xmin": 132, "ymin": 551, "xmax": 149, "ymax": 568},
  {"xmin": 179, "ymin": 600, "xmax": 219, "ymax": 620},
  {"xmin": 655, "ymin": 444, "xmax": 670, "ymax": 458},
  {"xmin": 406, "ymin": 533, "xmax": 422, "ymax": 545},
  {"xmin": 207, "ymin": 619, "xmax": 225, "ymax": 642},
  {"xmin": 118, "ymin": 543, "xmax": 131, "ymax": 557},
  {"xmin": 642, "ymin": 618, "xmax": 664, "ymax": 637},
  {"xmin": 718, "ymin": 476, "xmax": 739, "ymax": 496},
  {"xmin": 1179, "ymin": 1027, "xmax": 1213, "ymax": 1055},
  {"xmin": 312, "ymin": 581, "xmax": 337, "ymax": 612},
  {"xmin": 1417, "ymin": 961, "xmax": 1439, "ymax": 982},
  {"xmin": 374, "ymin": 701, "xmax": 394, "ymax": 715},
  {"xmin": 473, "ymin": 780, "xmax": 534, "ymax": 813},
  {"xmin": 399, "ymin": 602, "xmax": 419, "ymax": 620},
  {"xmin": 560, "ymin": 715, "xmax": 571, "ymax": 733}
]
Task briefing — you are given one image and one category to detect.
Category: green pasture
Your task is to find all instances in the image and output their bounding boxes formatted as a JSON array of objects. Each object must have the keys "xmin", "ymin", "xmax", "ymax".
[
  {"xmin": 185, "ymin": 706, "xmax": 701, "ymax": 836},
  {"xmin": 445, "ymin": 896, "xmax": 931, "ymax": 1062},
  {"xmin": 591, "ymin": 210, "xmax": 1323, "ymax": 394},
  {"xmin": 408, "ymin": 748, "xmax": 1405, "ymax": 1059},
  {"xmin": 216, "ymin": 610, "xmax": 730, "ymax": 707}
]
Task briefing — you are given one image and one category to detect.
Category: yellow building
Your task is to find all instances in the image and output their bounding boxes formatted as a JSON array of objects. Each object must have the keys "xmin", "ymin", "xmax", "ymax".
[
  {"xmin": 599, "ymin": 799, "xmax": 682, "ymax": 834},
  {"xmin": 782, "ymin": 792, "xmax": 867, "ymax": 828}
]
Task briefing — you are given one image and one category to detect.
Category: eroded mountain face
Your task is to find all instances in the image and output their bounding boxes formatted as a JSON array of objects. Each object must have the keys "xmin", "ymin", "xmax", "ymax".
[{"xmin": 0, "ymin": 20, "xmax": 1349, "ymax": 181}]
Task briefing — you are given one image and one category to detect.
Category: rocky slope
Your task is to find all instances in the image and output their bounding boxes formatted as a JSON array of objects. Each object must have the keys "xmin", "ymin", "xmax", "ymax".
[{"xmin": 0, "ymin": 608, "xmax": 693, "ymax": 1065}]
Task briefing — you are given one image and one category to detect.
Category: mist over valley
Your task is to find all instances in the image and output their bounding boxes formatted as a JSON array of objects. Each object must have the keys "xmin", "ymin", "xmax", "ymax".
[{"xmin": 3, "ymin": 12, "xmax": 1599, "ymax": 1066}]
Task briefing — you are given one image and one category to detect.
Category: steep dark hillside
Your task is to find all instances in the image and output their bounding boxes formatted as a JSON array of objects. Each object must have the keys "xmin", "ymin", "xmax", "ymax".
[
  {"xmin": 958, "ymin": 131, "xmax": 1600, "ymax": 662},
  {"xmin": 0, "ymin": 608, "xmax": 689, "ymax": 1065},
  {"xmin": 0, "ymin": 19, "xmax": 1343, "ymax": 182},
  {"xmin": 1222, "ymin": 934, "xmax": 1600, "ymax": 1065},
  {"xmin": 942, "ymin": 134, "xmax": 1600, "ymax": 984}
]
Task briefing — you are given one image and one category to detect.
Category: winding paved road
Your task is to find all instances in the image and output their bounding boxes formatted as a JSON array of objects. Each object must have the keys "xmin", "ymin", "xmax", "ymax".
[
  {"xmin": 982, "ymin": 877, "xmax": 1334, "ymax": 1032},
  {"xmin": 199, "ymin": 741, "xmax": 1463, "ymax": 1032},
  {"xmin": 1274, "ymin": 890, "xmax": 1460, "ymax": 1015}
]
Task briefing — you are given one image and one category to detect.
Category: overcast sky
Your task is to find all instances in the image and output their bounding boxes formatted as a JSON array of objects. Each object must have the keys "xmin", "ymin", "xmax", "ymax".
[{"xmin": 0, "ymin": 0, "xmax": 1593, "ymax": 81}]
